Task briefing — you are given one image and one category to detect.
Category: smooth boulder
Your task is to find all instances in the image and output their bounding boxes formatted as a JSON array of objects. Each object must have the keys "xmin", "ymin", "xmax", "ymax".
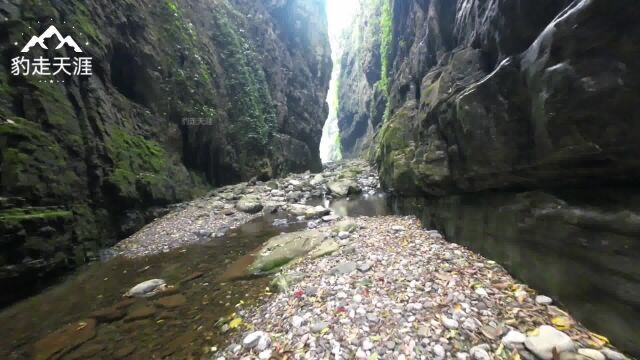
[
  {"xmin": 525, "ymin": 325, "xmax": 575, "ymax": 360},
  {"xmin": 236, "ymin": 196, "xmax": 263, "ymax": 214},
  {"xmin": 248, "ymin": 230, "xmax": 325, "ymax": 274}
]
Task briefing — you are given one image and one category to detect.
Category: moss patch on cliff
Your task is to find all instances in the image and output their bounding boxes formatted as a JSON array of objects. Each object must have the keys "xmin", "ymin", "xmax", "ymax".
[
  {"xmin": 0, "ymin": 117, "xmax": 80, "ymax": 202},
  {"xmin": 212, "ymin": 6, "xmax": 276, "ymax": 151},
  {"xmin": 379, "ymin": 0, "xmax": 392, "ymax": 96},
  {"xmin": 104, "ymin": 128, "xmax": 170, "ymax": 199}
]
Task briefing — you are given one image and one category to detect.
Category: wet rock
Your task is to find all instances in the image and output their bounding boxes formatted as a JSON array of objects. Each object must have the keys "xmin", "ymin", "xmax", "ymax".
[
  {"xmin": 124, "ymin": 279, "xmax": 168, "ymax": 298},
  {"xmin": 322, "ymin": 214, "xmax": 340, "ymax": 222},
  {"xmin": 305, "ymin": 206, "xmax": 330, "ymax": 219},
  {"xmin": 65, "ymin": 343, "xmax": 104, "ymax": 360},
  {"xmin": 114, "ymin": 298, "xmax": 137, "ymax": 309},
  {"xmin": 249, "ymin": 230, "xmax": 325, "ymax": 273},
  {"xmin": 155, "ymin": 294, "xmax": 187, "ymax": 309},
  {"xmin": 236, "ymin": 196, "xmax": 263, "ymax": 214},
  {"xmin": 113, "ymin": 344, "xmax": 136, "ymax": 359},
  {"xmin": 124, "ymin": 304, "xmax": 156, "ymax": 322},
  {"xmin": 333, "ymin": 219, "xmax": 358, "ymax": 233},
  {"xmin": 287, "ymin": 204, "xmax": 312, "ymax": 216},
  {"xmin": 327, "ymin": 180, "xmax": 361, "ymax": 197},
  {"xmin": 577, "ymin": 349, "xmax": 606, "ymax": 360},
  {"xmin": 89, "ymin": 307, "xmax": 125, "ymax": 323},
  {"xmin": 272, "ymin": 218, "xmax": 288, "ymax": 227},
  {"xmin": 179, "ymin": 271, "xmax": 204, "ymax": 284},
  {"xmin": 34, "ymin": 319, "xmax": 96, "ymax": 360},
  {"xmin": 525, "ymin": 325, "xmax": 575, "ymax": 360}
]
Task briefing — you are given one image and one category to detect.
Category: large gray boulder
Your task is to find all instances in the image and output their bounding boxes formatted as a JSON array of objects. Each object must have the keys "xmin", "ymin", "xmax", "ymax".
[
  {"xmin": 236, "ymin": 196, "xmax": 263, "ymax": 214},
  {"xmin": 327, "ymin": 180, "xmax": 361, "ymax": 197}
]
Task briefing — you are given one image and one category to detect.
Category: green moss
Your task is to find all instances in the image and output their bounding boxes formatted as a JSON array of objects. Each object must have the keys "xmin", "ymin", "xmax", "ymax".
[
  {"xmin": 104, "ymin": 127, "xmax": 170, "ymax": 196},
  {"xmin": 0, "ymin": 208, "xmax": 72, "ymax": 221},
  {"xmin": 333, "ymin": 131, "xmax": 343, "ymax": 160},
  {"xmin": 66, "ymin": 0, "xmax": 101, "ymax": 46},
  {"xmin": 212, "ymin": 6, "xmax": 275, "ymax": 150},
  {"xmin": 27, "ymin": 79, "xmax": 76, "ymax": 129},
  {"xmin": 379, "ymin": 0, "xmax": 392, "ymax": 96},
  {"xmin": 0, "ymin": 117, "xmax": 80, "ymax": 200},
  {"xmin": 21, "ymin": 0, "xmax": 58, "ymax": 20}
]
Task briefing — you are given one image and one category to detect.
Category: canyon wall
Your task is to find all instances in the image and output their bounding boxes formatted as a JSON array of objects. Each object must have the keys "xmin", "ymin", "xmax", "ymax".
[
  {"xmin": 335, "ymin": 0, "xmax": 387, "ymax": 160},
  {"xmin": 0, "ymin": 0, "xmax": 331, "ymax": 301},
  {"xmin": 338, "ymin": 0, "xmax": 640, "ymax": 354},
  {"xmin": 376, "ymin": 0, "xmax": 639, "ymax": 195}
]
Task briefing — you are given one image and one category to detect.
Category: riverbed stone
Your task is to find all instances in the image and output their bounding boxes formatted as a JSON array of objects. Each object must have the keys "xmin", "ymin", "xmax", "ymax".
[
  {"xmin": 310, "ymin": 321, "xmax": 328, "ymax": 333},
  {"xmin": 525, "ymin": 325, "xmax": 575, "ymax": 360},
  {"xmin": 236, "ymin": 196, "xmax": 263, "ymax": 214},
  {"xmin": 124, "ymin": 279, "xmax": 168, "ymax": 298},
  {"xmin": 34, "ymin": 319, "xmax": 97, "ymax": 360},
  {"xmin": 155, "ymin": 294, "xmax": 187, "ymax": 309},
  {"xmin": 124, "ymin": 304, "xmax": 156, "ymax": 322},
  {"xmin": 536, "ymin": 295, "xmax": 553, "ymax": 305},
  {"xmin": 113, "ymin": 344, "xmax": 136, "ymax": 359},
  {"xmin": 600, "ymin": 349, "xmax": 626, "ymax": 360},
  {"xmin": 305, "ymin": 205, "xmax": 331, "ymax": 219},
  {"xmin": 333, "ymin": 219, "xmax": 358, "ymax": 233},
  {"xmin": 327, "ymin": 180, "xmax": 361, "ymax": 197},
  {"xmin": 89, "ymin": 307, "xmax": 125, "ymax": 323},
  {"xmin": 577, "ymin": 349, "xmax": 606, "ymax": 360},
  {"xmin": 502, "ymin": 330, "xmax": 526, "ymax": 348}
]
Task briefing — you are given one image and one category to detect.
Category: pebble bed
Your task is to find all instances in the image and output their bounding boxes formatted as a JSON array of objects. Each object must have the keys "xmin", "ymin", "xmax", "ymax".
[{"xmin": 217, "ymin": 216, "xmax": 629, "ymax": 360}]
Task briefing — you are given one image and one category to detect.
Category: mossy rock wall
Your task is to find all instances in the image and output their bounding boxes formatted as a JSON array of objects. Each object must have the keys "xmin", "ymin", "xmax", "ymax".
[{"xmin": 0, "ymin": 0, "xmax": 331, "ymax": 299}]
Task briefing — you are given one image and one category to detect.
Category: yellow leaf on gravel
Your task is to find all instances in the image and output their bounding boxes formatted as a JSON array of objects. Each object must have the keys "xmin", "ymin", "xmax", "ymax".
[
  {"xmin": 528, "ymin": 328, "xmax": 540, "ymax": 337},
  {"xmin": 551, "ymin": 316, "xmax": 572, "ymax": 330},
  {"xmin": 229, "ymin": 318, "xmax": 243, "ymax": 329},
  {"xmin": 588, "ymin": 332, "xmax": 610, "ymax": 347},
  {"xmin": 511, "ymin": 352, "xmax": 521, "ymax": 360}
]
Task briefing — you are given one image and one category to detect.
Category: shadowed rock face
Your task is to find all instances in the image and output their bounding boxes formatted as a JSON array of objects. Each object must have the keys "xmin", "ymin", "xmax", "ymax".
[
  {"xmin": 376, "ymin": 0, "xmax": 640, "ymax": 195},
  {"xmin": 335, "ymin": 0, "xmax": 387, "ymax": 159},
  {"xmin": 335, "ymin": 0, "xmax": 640, "ymax": 355},
  {"xmin": 0, "ymin": 0, "xmax": 331, "ymax": 299}
]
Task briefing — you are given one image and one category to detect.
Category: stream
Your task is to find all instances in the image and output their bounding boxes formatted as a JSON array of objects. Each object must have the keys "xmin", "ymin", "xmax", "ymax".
[{"xmin": 1, "ymin": 188, "xmax": 638, "ymax": 358}]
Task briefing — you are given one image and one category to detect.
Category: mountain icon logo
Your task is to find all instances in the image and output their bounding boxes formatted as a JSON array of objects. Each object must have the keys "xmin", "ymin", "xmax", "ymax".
[{"xmin": 21, "ymin": 25, "xmax": 83, "ymax": 53}]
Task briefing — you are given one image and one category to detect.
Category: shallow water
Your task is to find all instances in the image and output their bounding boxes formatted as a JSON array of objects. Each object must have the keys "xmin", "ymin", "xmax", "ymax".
[
  {"xmin": 0, "ymin": 212, "xmax": 307, "ymax": 359},
  {"xmin": 2, "ymin": 190, "xmax": 638, "ymax": 358}
]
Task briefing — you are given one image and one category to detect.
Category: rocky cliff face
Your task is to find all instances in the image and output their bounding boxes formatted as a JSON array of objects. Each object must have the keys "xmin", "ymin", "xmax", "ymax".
[
  {"xmin": 336, "ymin": 0, "xmax": 640, "ymax": 354},
  {"xmin": 376, "ymin": 0, "xmax": 639, "ymax": 195},
  {"xmin": 335, "ymin": 0, "xmax": 387, "ymax": 159},
  {"xmin": 0, "ymin": 0, "xmax": 331, "ymax": 301}
]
